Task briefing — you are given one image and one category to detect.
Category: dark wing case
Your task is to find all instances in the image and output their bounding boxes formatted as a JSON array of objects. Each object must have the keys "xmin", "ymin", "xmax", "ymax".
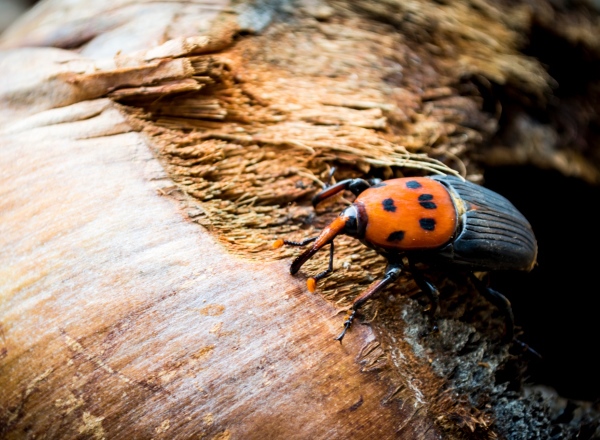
[{"xmin": 431, "ymin": 175, "xmax": 538, "ymax": 271}]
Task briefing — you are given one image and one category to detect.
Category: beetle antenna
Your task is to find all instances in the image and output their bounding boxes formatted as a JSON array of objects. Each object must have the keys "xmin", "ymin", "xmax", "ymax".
[
  {"xmin": 306, "ymin": 242, "xmax": 335, "ymax": 293},
  {"xmin": 284, "ymin": 237, "xmax": 318, "ymax": 247},
  {"xmin": 313, "ymin": 242, "xmax": 335, "ymax": 281},
  {"xmin": 272, "ymin": 236, "xmax": 317, "ymax": 249}
]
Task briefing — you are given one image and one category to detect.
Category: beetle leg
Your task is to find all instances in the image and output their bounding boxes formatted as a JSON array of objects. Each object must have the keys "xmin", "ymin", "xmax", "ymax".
[
  {"xmin": 513, "ymin": 339, "xmax": 542, "ymax": 359},
  {"xmin": 469, "ymin": 275, "xmax": 542, "ymax": 356},
  {"xmin": 322, "ymin": 166, "xmax": 380, "ymax": 189},
  {"xmin": 324, "ymin": 166, "xmax": 337, "ymax": 186},
  {"xmin": 409, "ymin": 263, "xmax": 440, "ymax": 333},
  {"xmin": 469, "ymin": 274, "xmax": 515, "ymax": 343},
  {"xmin": 335, "ymin": 261, "xmax": 403, "ymax": 342},
  {"xmin": 312, "ymin": 178, "xmax": 372, "ymax": 208}
]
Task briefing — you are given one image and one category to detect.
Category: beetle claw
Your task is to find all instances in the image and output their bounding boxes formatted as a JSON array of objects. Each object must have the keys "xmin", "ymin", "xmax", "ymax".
[
  {"xmin": 335, "ymin": 310, "xmax": 356, "ymax": 343},
  {"xmin": 514, "ymin": 338, "xmax": 543, "ymax": 359}
]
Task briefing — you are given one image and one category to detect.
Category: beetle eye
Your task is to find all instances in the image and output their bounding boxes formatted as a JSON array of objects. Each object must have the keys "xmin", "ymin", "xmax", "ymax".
[{"xmin": 341, "ymin": 206, "xmax": 359, "ymax": 236}]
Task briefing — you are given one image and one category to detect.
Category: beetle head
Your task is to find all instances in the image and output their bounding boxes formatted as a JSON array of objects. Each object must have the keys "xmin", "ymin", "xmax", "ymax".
[
  {"xmin": 290, "ymin": 204, "xmax": 366, "ymax": 274},
  {"xmin": 338, "ymin": 204, "xmax": 364, "ymax": 237}
]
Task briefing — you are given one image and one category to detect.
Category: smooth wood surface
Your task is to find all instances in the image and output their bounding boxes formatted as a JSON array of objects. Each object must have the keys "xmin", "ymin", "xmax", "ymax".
[{"xmin": 0, "ymin": 100, "xmax": 439, "ymax": 438}]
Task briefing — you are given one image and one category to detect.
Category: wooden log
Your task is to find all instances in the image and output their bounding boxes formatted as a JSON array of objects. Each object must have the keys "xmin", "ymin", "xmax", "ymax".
[{"xmin": 2, "ymin": 1, "xmax": 600, "ymax": 438}]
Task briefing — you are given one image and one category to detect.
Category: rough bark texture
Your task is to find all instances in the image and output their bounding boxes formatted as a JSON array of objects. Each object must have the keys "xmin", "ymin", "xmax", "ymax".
[{"xmin": 1, "ymin": 0, "xmax": 600, "ymax": 439}]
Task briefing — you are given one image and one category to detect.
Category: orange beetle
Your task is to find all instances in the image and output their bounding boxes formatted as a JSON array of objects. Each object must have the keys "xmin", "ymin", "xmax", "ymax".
[{"xmin": 274, "ymin": 174, "xmax": 538, "ymax": 342}]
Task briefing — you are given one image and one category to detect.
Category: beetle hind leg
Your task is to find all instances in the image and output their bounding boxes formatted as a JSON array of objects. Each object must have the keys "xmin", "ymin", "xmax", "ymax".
[{"xmin": 335, "ymin": 261, "xmax": 403, "ymax": 342}]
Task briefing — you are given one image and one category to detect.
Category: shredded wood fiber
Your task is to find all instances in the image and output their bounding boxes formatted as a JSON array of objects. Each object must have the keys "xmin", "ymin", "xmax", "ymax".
[
  {"xmin": 109, "ymin": 2, "xmax": 587, "ymax": 437},
  {"xmin": 116, "ymin": 8, "xmax": 539, "ymax": 332}
]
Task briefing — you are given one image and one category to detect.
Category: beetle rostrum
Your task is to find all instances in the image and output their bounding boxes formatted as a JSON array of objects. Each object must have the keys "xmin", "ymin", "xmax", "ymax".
[{"xmin": 273, "ymin": 174, "xmax": 538, "ymax": 343}]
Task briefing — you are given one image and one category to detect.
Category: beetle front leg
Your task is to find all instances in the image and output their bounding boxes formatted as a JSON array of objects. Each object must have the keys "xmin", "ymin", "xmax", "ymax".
[
  {"xmin": 335, "ymin": 261, "xmax": 403, "ymax": 342},
  {"xmin": 312, "ymin": 178, "xmax": 372, "ymax": 208}
]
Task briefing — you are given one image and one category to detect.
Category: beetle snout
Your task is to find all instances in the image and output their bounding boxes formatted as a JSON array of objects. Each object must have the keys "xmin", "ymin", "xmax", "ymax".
[
  {"xmin": 290, "ymin": 215, "xmax": 348, "ymax": 274},
  {"xmin": 290, "ymin": 247, "xmax": 319, "ymax": 274}
]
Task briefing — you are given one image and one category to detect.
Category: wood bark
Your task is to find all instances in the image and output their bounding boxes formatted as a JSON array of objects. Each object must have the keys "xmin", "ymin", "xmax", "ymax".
[{"xmin": 1, "ymin": 1, "xmax": 599, "ymax": 439}]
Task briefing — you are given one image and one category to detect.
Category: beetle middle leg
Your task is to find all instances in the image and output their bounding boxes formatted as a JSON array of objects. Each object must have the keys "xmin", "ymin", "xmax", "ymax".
[
  {"xmin": 469, "ymin": 273, "xmax": 515, "ymax": 343},
  {"xmin": 470, "ymin": 274, "xmax": 542, "ymax": 357},
  {"xmin": 335, "ymin": 261, "xmax": 403, "ymax": 342},
  {"xmin": 409, "ymin": 262, "xmax": 440, "ymax": 334}
]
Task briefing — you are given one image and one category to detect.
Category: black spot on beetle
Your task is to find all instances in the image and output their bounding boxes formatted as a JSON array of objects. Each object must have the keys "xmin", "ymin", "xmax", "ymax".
[
  {"xmin": 406, "ymin": 180, "xmax": 422, "ymax": 189},
  {"xmin": 387, "ymin": 231, "xmax": 405, "ymax": 242},
  {"xmin": 418, "ymin": 194, "xmax": 437, "ymax": 209},
  {"xmin": 382, "ymin": 198, "xmax": 396, "ymax": 212},
  {"xmin": 419, "ymin": 218, "xmax": 436, "ymax": 231}
]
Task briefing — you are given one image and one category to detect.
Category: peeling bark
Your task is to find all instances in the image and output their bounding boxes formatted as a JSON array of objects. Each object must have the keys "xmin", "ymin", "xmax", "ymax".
[{"xmin": 2, "ymin": 0, "xmax": 600, "ymax": 439}]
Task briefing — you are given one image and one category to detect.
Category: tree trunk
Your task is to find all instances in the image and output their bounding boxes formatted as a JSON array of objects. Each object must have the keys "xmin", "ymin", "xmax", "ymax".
[{"xmin": 1, "ymin": 1, "xmax": 599, "ymax": 439}]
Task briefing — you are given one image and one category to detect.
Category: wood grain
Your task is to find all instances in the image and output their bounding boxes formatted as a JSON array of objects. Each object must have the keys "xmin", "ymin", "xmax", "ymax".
[{"xmin": 0, "ymin": 100, "xmax": 439, "ymax": 438}]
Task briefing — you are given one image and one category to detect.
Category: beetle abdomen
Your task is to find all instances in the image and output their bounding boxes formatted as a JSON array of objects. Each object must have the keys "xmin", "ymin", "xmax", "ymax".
[{"xmin": 432, "ymin": 176, "xmax": 538, "ymax": 271}]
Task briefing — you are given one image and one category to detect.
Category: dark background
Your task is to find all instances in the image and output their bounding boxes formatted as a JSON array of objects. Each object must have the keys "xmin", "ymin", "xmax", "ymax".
[{"xmin": 485, "ymin": 166, "xmax": 600, "ymax": 402}]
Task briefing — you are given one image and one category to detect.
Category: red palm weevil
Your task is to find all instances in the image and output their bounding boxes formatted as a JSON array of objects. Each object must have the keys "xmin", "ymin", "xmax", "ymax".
[{"xmin": 274, "ymin": 175, "xmax": 538, "ymax": 343}]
